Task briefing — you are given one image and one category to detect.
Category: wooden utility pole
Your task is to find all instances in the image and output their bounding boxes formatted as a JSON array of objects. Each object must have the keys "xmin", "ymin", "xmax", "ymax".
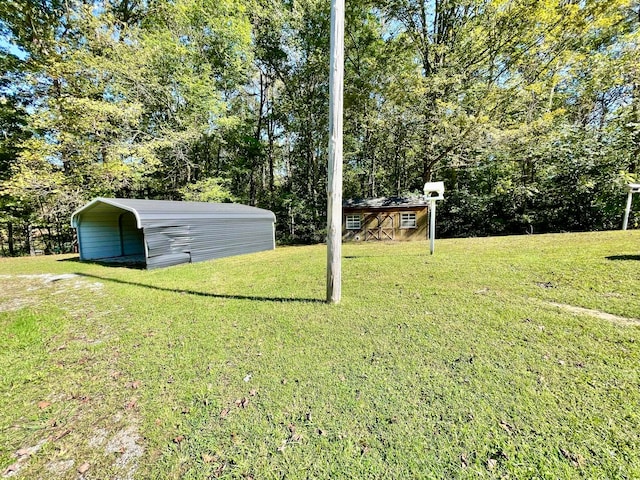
[{"xmin": 326, "ymin": 0, "xmax": 345, "ymax": 304}]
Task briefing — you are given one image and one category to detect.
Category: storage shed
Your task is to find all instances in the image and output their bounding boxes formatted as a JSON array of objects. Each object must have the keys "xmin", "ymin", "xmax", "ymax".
[
  {"xmin": 71, "ymin": 198, "xmax": 276, "ymax": 269},
  {"xmin": 342, "ymin": 197, "xmax": 429, "ymax": 241}
]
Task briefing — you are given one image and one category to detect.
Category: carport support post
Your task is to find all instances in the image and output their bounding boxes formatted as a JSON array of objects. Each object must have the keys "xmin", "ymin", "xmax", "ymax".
[
  {"xmin": 429, "ymin": 199, "xmax": 436, "ymax": 255},
  {"xmin": 623, "ymin": 189, "xmax": 633, "ymax": 230},
  {"xmin": 326, "ymin": 0, "xmax": 344, "ymax": 304}
]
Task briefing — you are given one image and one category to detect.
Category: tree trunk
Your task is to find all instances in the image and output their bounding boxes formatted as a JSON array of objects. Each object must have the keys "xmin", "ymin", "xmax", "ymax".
[
  {"xmin": 8, "ymin": 222, "xmax": 14, "ymax": 256},
  {"xmin": 26, "ymin": 224, "xmax": 34, "ymax": 256}
]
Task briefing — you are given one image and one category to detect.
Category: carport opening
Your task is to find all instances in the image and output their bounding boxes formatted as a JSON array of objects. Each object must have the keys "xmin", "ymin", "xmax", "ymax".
[{"xmin": 75, "ymin": 203, "xmax": 147, "ymax": 266}]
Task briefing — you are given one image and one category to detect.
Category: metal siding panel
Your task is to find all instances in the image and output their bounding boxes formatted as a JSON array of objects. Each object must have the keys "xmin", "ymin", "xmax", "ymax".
[
  {"xmin": 145, "ymin": 226, "xmax": 191, "ymax": 258},
  {"xmin": 146, "ymin": 252, "xmax": 191, "ymax": 269},
  {"xmin": 188, "ymin": 220, "xmax": 274, "ymax": 263},
  {"xmin": 77, "ymin": 213, "xmax": 122, "ymax": 260},
  {"xmin": 120, "ymin": 212, "xmax": 145, "ymax": 255}
]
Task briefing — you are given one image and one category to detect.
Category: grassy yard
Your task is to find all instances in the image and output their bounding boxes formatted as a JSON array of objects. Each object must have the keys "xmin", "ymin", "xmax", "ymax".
[{"xmin": 1, "ymin": 231, "xmax": 639, "ymax": 479}]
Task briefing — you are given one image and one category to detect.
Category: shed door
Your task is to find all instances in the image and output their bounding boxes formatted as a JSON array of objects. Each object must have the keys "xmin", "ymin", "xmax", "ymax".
[{"xmin": 119, "ymin": 212, "xmax": 144, "ymax": 256}]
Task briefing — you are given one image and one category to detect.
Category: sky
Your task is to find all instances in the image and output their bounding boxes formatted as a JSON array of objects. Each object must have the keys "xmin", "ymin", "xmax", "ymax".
[{"xmin": 0, "ymin": 33, "xmax": 29, "ymax": 60}]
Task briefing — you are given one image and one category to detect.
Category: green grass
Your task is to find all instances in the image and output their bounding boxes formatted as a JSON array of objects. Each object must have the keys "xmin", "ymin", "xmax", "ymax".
[{"xmin": 1, "ymin": 231, "xmax": 639, "ymax": 479}]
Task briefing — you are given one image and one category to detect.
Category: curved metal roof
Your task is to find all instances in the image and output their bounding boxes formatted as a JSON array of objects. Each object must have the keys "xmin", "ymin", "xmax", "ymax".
[{"xmin": 71, "ymin": 197, "xmax": 276, "ymax": 229}]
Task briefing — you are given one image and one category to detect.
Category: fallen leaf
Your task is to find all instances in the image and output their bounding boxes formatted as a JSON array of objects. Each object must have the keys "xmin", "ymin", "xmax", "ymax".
[
  {"xmin": 214, "ymin": 463, "xmax": 226, "ymax": 477},
  {"xmin": 499, "ymin": 420, "xmax": 514, "ymax": 434},
  {"xmin": 291, "ymin": 433, "xmax": 302, "ymax": 442},
  {"xmin": 487, "ymin": 458, "xmax": 497, "ymax": 470},
  {"xmin": 317, "ymin": 428, "xmax": 326, "ymax": 436},
  {"xmin": 38, "ymin": 401, "xmax": 51, "ymax": 409},
  {"xmin": 235, "ymin": 397, "xmax": 249, "ymax": 408},
  {"xmin": 243, "ymin": 374, "xmax": 252, "ymax": 382},
  {"xmin": 281, "ymin": 379, "xmax": 287, "ymax": 385},
  {"xmin": 249, "ymin": 389, "xmax": 258, "ymax": 397},
  {"xmin": 560, "ymin": 448, "xmax": 584, "ymax": 467},
  {"xmin": 77, "ymin": 462, "xmax": 90, "ymax": 474},
  {"xmin": 173, "ymin": 435, "xmax": 184, "ymax": 444},
  {"xmin": 276, "ymin": 443, "xmax": 287, "ymax": 452},
  {"xmin": 220, "ymin": 408, "xmax": 230, "ymax": 419},
  {"xmin": 53, "ymin": 428, "xmax": 72, "ymax": 441},
  {"xmin": 460, "ymin": 453, "xmax": 469, "ymax": 468},
  {"xmin": 128, "ymin": 380, "xmax": 141, "ymax": 389},
  {"xmin": 125, "ymin": 398, "xmax": 137, "ymax": 410},
  {"xmin": 287, "ymin": 424, "xmax": 296, "ymax": 433},
  {"xmin": 202, "ymin": 453, "xmax": 217, "ymax": 463},
  {"xmin": 155, "ymin": 418, "xmax": 162, "ymax": 425}
]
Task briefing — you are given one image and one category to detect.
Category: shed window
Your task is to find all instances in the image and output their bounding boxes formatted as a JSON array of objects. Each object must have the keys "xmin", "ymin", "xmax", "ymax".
[
  {"xmin": 400, "ymin": 212, "xmax": 417, "ymax": 228},
  {"xmin": 346, "ymin": 214, "xmax": 362, "ymax": 230}
]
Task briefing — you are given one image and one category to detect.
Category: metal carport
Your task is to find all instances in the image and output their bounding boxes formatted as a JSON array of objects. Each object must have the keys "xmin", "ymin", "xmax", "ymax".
[{"xmin": 71, "ymin": 198, "xmax": 276, "ymax": 269}]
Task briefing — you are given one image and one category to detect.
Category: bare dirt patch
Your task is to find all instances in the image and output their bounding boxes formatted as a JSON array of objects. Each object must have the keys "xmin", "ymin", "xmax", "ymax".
[
  {"xmin": 0, "ymin": 274, "xmax": 103, "ymax": 312},
  {"xmin": 105, "ymin": 425, "xmax": 144, "ymax": 480},
  {"xmin": 547, "ymin": 302, "xmax": 640, "ymax": 326}
]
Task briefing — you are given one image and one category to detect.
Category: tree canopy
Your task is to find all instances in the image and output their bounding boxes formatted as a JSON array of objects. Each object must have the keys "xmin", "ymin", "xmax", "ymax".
[{"xmin": 1, "ymin": 0, "xmax": 638, "ymax": 254}]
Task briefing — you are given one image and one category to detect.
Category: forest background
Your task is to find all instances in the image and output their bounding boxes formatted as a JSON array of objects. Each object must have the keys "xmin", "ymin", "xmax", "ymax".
[{"xmin": 0, "ymin": 0, "xmax": 638, "ymax": 255}]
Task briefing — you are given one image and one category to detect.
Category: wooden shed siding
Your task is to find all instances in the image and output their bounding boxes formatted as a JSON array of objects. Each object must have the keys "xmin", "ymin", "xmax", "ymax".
[{"xmin": 342, "ymin": 207, "xmax": 428, "ymax": 241}]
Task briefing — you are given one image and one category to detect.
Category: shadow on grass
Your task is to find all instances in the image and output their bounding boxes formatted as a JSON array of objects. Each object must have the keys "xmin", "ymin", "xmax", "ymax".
[
  {"xmin": 76, "ymin": 272, "xmax": 323, "ymax": 304},
  {"xmin": 606, "ymin": 255, "xmax": 640, "ymax": 261},
  {"xmin": 58, "ymin": 257, "xmax": 146, "ymax": 269},
  {"xmin": 344, "ymin": 254, "xmax": 427, "ymax": 259}
]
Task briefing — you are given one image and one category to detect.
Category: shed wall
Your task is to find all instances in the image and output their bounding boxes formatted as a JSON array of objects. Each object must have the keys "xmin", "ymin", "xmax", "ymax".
[{"xmin": 342, "ymin": 207, "xmax": 428, "ymax": 241}]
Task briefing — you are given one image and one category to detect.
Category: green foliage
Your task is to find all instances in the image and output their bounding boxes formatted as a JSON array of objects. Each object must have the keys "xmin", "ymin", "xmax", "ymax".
[{"xmin": 179, "ymin": 177, "xmax": 237, "ymax": 203}]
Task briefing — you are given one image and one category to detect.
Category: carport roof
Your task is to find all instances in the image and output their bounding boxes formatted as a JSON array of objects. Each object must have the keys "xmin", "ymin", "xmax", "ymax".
[{"xmin": 71, "ymin": 197, "xmax": 276, "ymax": 229}]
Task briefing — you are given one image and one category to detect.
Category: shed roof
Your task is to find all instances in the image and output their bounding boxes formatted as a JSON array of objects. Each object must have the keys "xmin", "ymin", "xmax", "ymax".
[
  {"xmin": 343, "ymin": 196, "xmax": 428, "ymax": 209},
  {"xmin": 71, "ymin": 198, "xmax": 276, "ymax": 229}
]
